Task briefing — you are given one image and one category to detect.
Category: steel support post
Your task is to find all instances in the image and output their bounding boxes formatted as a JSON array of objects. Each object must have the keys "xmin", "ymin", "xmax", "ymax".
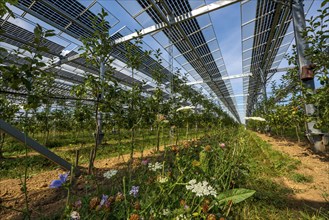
[
  {"xmin": 292, "ymin": 0, "xmax": 325, "ymax": 151},
  {"xmin": 259, "ymin": 68, "xmax": 267, "ymax": 114},
  {"xmin": 167, "ymin": 13, "xmax": 174, "ymax": 96},
  {"xmin": 0, "ymin": 119, "xmax": 79, "ymax": 174}
]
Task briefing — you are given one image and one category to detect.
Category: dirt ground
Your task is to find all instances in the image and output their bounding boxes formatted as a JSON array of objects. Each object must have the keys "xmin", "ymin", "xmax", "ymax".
[
  {"xmin": 255, "ymin": 133, "xmax": 329, "ymax": 209},
  {"xmin": 1, "ymin": 135, "xmax": 328, "ymax": 219},
  {"xmin": 0, "ymin": 147, "xmax": 164, "ymax": 219}
]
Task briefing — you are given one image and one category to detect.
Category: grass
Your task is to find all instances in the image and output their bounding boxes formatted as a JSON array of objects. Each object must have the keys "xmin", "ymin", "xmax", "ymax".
[
  {"xmin": 290, "ymin": 173, "xmax": 314, "ymax": 183},
  {"xmin": 0, "ymin": 127, "xmax": 213, "ymax": 179},
  {"xmin": 2, "ymin": 126, "xmax": 328, "ymax": 219},
  {"xmin": 233, "ymin": 130, "xmax": 327, "ymax": 219}
]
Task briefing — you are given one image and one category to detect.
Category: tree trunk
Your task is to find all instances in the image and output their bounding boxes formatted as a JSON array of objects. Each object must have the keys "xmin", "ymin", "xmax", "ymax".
[
  {"xmin": 0, "ymin": 132, "xmax": 6, "ymax": 159},
  {"xmin": 186, "ymin": 121, "xmax": 189, "ymax": 140},
  {"xmin": 130, "ymin": 127, "xmax": 135, "ymax": 160},
  {"xmin": 156, "ymin": 123, "xmax": 160, "ymax": 152},
  {"xmin": 88, "ymin": 102, "xmax": 100, "ymax": 174},
  {"xmin": 295, "ymin": 125, "xmax": 301, "ymax": 143},
  {"xmin": 175, "ymin": 127, "xmax": 179, "ymax": 145}
]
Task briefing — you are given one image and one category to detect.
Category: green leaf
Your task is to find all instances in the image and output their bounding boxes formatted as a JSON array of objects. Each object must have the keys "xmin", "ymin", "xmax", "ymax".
[
  {"xmin": 321, "ymin": 0, "xmax": 329, "ymax": 8},
  {"xmin": 216, "ymin": 188, "xmax": 256, "ymax": 205}
]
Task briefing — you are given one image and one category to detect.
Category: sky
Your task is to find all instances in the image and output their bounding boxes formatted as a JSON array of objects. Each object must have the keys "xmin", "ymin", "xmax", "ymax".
[{"xmin": 5, "ymin": 0, "xmax": 326, "ymax": 123}]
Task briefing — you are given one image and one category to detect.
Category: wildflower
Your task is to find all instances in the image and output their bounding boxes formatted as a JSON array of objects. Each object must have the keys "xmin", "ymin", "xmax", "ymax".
[
  {"xmin": 202, "ymin": 203, "xmax": 209, "ymax": 213},
  {"xmin": 207, "ymin": 214, "xmax": 217, "ymax": 220},
  {"xmin": 141, "ymin": 159, "xmax": 149, "ymax": 166},
  {"xmin": 186, "ymin": 179, "xmax": 217, "ymax": 197},
  {"xmin": 133, "ymin": 201, "xmax": 141, "ymax": 210},
  {"xmin": 176, "ymin": 214, "xmax": 189, "ymax": 220},
  {"xmin": 204, "ymin": 145, "xmax": 212, "ymax": 152},
  {"xmin": 156, "ymin": 114, "xmax": 165, "ymax": 122},
  {"xmin": 171, "ymin": 145, "xmax": 179, "ymax": 153},
  {"xmin": 104, "ymin": 199, "xmax": 111, "ymax": 210},
  {"xmin": 103, "ymin": 170, "xmax": 118, "ymax": 179},
  {"xmin": 115, "ymin": 192, "xmax": 124, "ymax": 202},
  {"xmin": 148, "ymin": 162, "xmax": 163, "ymax": 171},
  {"xmin": 73, "ymin": 199, "xmax": 82, "ymax": 209},
  {"xmin": 70, "ymin": 211, "xmax": 80, "ymax": 220},
  {"xmin": 49, "ymin": 172, "xmax": 69, "ymax": 188},
  {"xmin": 100, "ymin": 194, "xmax": 108, "ymax": 206},
  {"xmin": 129, "ymin": 186, "xmax": 139, "ymax": 198},
  {"xmin": 129, "ymin": 213, "xmax": 140, "ymax": 220},
  {"xmin": 183, "ymin": 140, "xmax": 190, "ymax": 148},
  {"xmin": 162, "ymin": 209, "xmax": 170, "ymax": 216},
  {"xmin": 157, "ymin": 176, "xmax": 168, "ymax": 183},
  {"xmin": 219, "ymin": 143, "xmax": 225, "ymax": 148},
  {"xmin": 192, "ymin": 160, "xmax": 200, "ymax": 167},
  {"xmin": 108, "ymin": 196, "xmax": 115, "ymax": 203},
  {"xmin": 179, "ymin": 199, "xmax": 186, "ymax": 207},
  {"xmin": 89, "ymin": 197, "xmax": 100, "ymax": 209}
]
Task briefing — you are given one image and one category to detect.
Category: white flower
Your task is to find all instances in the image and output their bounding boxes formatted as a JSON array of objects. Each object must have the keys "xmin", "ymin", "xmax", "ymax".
[
  {"xmin": 148, "ymin": 162, "xmax": 163, "ymax": 171},
  {"xmin": 162, "ymin": 209, "xmax": 170, "ymax": 216},
  {"xmin": 176, "ymin": 214, "xmax": 189, "ymax": 220},
  {"xmin": 70, "ymin": 211, "xmax": 80, "ymax": 220},
  {"xmin": 185, "ymin": 179, "xmax": 217, "ymax": 197},
  {"xmin": 189, "ymin": 179, "xmax": 197, "ymax": 185},
  {"xmin": 176, "ymin": 106, "xmax": 194, "ymax": 112},
  {"xmin": 103, "ymin": 170, "xmax": 118, "ymax": 179},
  {"xmin": 158, "ymin": 176, "xmax": 168, "ymax": 183}
]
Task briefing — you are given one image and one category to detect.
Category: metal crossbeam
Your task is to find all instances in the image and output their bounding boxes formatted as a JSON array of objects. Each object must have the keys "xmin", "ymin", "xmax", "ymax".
[
  {"xmin": 186, "ymin": 73, "xmax": 252, "ymax": 85},
  {"xmin": 113, "ymin": 0, "xmax": 241, "ymax": 45}
]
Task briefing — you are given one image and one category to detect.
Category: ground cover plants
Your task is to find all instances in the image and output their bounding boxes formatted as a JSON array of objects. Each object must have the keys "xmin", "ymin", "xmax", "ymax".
[{"xmin": 2, "ymin": 126, "xmax": 327, "ymax": 219}]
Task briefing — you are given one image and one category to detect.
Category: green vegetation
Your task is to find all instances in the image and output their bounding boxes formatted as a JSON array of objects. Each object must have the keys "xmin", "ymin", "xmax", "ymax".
[
  {"xmin": 290, "ymin": 173, "xmax": 314, "ymax": 183},
  {"xmin": 247, "ymin": 2, "xmax": 329, "ymax": 146}
]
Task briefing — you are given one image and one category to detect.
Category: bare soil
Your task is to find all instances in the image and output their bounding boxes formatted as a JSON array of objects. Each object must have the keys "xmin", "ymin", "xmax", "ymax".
[
  {"xmin": 255, "ymin": 132, "xmax": 329, "ymax": 209},
  {"xmin": 0, "ymin": 147, "xmax": 164, "ymax": 219}
]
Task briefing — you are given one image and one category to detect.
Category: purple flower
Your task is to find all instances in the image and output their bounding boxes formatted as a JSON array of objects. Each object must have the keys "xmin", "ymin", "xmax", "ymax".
[
  {"xmin": 100, "ymin": 194, "xmax": 108, "ymax": 206},
  {"xmin": 141, "ymin": 159, "xmax": 148, "ymax": 165},
  {"xmin": 129, "ymin": 186, "xmax": 139, "ymax": 198},
  {"xmin": 220, "ymin": 143, "xmax": 225, "ymax": 148},
  {"xmin": 74, "ymin": 199, "xmax": 82, "ymax": 209},
  {"xmin": 49, "ymin": 172, "xmax": 69, "ymax": 188}
]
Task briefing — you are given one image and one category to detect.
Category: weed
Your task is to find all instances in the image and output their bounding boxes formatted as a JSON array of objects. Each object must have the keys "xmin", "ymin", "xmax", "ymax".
[{"xmin": 290, "ymin": 173, "xmax": 314, "ymax": 183}]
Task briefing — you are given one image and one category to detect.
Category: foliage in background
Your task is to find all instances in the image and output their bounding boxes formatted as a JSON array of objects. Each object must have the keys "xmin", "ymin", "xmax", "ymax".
[{"xmin": 248, "ymin": 1, "xmax": 329, "ymax": 139}]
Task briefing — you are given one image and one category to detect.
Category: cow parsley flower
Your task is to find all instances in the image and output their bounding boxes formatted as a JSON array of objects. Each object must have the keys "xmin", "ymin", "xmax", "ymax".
[
  {"xmin": 70, "ymin": 211, "xmax": 80, "ymax": 220},
  {"xmin": 157, "ymin": 176, "xmax": 168, "ymax": 183},
  {"xmin": 176, "ymin": 214, "xmax": 189, "ymax": 220},
  {"xmin": 148, "ymin": 162, "xmax": 163, "ymax": 171},
  {"xmin": 49, "ymin": 172, "xmax": 69, "ymax": 188},
  {"xmin": 186, "ymin": 179, "xmax": 217, "ymax": 197},
  {"xmin": 162, "ymin": 209, "xmax": 170, "ymax": 216},
  {"xmin": 103, "ymin": 170, "xmax": 118, "ymax": 179}
]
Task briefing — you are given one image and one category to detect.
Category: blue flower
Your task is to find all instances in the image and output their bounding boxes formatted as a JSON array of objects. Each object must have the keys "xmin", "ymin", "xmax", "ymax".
[
  {"xmin": 129, "ymin": 186, "xmax": 139, "ymax": 198},
  {"xmin": 49, "ymin": 172, "xmax": 69, "ymax": 188},
  {"xmin": 100, "ymin": 194, "xmax": 108, "ymax": 206}
]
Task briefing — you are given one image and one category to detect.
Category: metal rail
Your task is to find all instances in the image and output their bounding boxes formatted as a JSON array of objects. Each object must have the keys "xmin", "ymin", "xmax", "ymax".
[{"xmin": 0, "ymin": 119, "xmax": 80, "ymax": 174}]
